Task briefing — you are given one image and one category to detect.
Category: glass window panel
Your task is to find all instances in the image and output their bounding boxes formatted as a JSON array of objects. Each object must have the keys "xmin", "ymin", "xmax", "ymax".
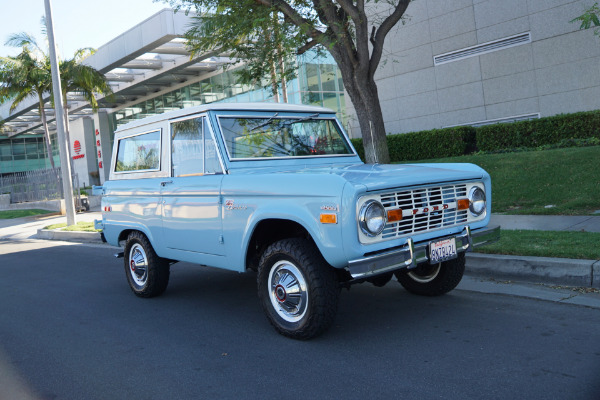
[
  {"xmin": 115, "ymin": 130, "xmax": 161, "ymax": 172},
  {"xmin": 204, "ymin": 117, "xmax": 222, "ymax": 174},
  {"xmin": 0, "ymin": 144, "xmax": 12, "ymax": 157},
  {"xmin": 12, "ymin": 141, "xmax": 25, "ymax": 156},
  {"xmin": 320, "ymin": 64, "xmax": 336, "ymax": 92},
  {"xmin": 171, "ymin": 118, "xmax": 204, "ymax": 177},
  {"xmin": 323, "ymin": 92, "xmax": 339, "ymax": 113},
  {"xmin": 305, "ymin": 64, "xmax": 320, "ymax": 92},
  {"xmin": 219, "ymin": 116, "xmax": 352, "ymax": 159}
]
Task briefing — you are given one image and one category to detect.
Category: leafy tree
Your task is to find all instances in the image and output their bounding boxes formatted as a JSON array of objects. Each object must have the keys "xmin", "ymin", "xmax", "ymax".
[
  {"xmin": 169, "ymin": 0, "xmax": 413, "ymax": 164},
  {"xmin": 184, "ymin": 4, "xmax": 301, "ymax": 103},
  {"xmin": 55, "ymin": 48, "xmax": 113, "ymax": 152},
  {"xmin": 1, "ymin": 28, "xmax": 112, "ymax": 170},
  {"xmin": 571, "ymin": 2, "xmax": 600, "ymax": 36},
  {"xmin": 0, "ymin": 33, "xmax": 55, "ymax": 168}
]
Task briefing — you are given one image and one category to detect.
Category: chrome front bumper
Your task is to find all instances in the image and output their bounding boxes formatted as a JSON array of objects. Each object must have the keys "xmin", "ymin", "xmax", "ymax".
[{"xmin": 347, "ymin": 225, "xmax": 500, "ymax": 279}]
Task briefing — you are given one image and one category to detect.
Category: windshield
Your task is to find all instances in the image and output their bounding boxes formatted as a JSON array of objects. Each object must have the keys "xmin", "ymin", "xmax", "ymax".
[{"xmin": 218, "ymin": 115, "xmax": 354, "ymax": 160}]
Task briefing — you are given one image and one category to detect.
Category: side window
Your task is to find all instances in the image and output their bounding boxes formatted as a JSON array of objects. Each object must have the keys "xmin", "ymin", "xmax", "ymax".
[
  {"xmin": 171, "ymin": 116, "xmax": 222, "ymax": 176},
  {"xmin": 204, "ymin": 118, "xmax": 222, "ymax": 174},
  {"xmin": 171, "ymin": 118, "xmax": 204, "ymax": 177},
  {"xmin": 115, "ymin": 130, "xmax": 161, "ymax": 172}
]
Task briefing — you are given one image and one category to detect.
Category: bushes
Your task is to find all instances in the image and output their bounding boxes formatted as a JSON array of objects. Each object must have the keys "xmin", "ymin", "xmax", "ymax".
[
  {"xmin": 350, "ymin": 110, "xmax": 600, "ymax": 162},
  {"xmin": 476, "ymin": 110, "xmax": 600, "ymax": 152},
  {"xmin": 351, "ymin": 126, "xmax": 475, "ymax": 162}
]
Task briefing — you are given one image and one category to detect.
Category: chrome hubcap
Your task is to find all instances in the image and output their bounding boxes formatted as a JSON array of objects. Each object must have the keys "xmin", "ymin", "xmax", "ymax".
[
  {"xmin": 129, "ymin": 243, "xmax": 148, "ymax": 286},
  {"xmin": 268, "ymin": 261, "xmax": 308, "ymax": 323},
  {"xmin": 408, "ymin": 263, "xmax": 441, "ymax": 283}
]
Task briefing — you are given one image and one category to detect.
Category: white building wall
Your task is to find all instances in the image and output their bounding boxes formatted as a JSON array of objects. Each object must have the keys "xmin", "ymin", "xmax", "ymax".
[{"xmin": 346, "ymin": 0, "xmax": 600, "ymax": 137}]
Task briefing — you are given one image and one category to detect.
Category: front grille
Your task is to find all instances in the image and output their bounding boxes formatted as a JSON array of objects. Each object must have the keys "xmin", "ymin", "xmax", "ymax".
[{"xmin": 379, "ymin": 184, "xmax": 468, "ymax": 239}]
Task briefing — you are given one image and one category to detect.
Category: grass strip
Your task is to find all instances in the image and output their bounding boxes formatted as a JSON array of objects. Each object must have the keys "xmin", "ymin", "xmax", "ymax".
[
  {"xmin": 475, "ymin": 229, "xmax": 600, "ymax": 260},
  {"xmin": 44, "ymin": 221, "xmax": 101, "ymax": 232},
  {"xmin": 403, "ymin": 146, "xmax": 600, "ymax": 215},
  {"xmin": 0, "ymin": 209, "xmax": 55, "ymax": 219}
]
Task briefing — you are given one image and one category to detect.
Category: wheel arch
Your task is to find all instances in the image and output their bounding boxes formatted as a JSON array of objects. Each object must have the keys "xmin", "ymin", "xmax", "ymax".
[{"xmin": 244, "ymin": 218, "xmax": 315, "ymax": 272}]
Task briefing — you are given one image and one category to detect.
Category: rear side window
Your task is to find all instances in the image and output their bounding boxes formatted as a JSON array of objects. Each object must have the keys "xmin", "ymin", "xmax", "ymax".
[
  {"xmin": 171, "ymin": 116, "xmax": 222, "ymax": 177},
  {"xmin": 115, "ymin": 130, "xmax": 161, "ymax": 172}
]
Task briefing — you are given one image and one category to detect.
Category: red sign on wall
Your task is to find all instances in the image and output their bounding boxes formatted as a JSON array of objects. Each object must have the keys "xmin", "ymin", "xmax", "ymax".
[{"xmin": 74, "ymin": 140, "xmax": 81, "ymax": 154}]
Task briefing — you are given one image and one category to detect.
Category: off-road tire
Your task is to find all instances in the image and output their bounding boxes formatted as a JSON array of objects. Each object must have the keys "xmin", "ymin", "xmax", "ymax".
[
  {"xmin": 257, "ymin": 238, "xmax": 340, "ymax": 340},
  {"xmin": 394, "ymin": 253, "xmax": 465, "ymax": 296},
  {"xmin": 124, "ymin": 231, "xmax": 170, "ymax": 298}
]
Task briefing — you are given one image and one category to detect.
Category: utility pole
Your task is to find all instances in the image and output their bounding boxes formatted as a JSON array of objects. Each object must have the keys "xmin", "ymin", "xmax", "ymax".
[{"xmin": 44, "ymin": 0, "xmax": 76, "ymax": 225}]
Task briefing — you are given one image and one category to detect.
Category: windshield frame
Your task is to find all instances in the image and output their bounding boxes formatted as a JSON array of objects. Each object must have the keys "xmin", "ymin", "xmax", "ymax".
[{"xmin": 215, "ymin": 112, "xmax": 358, "ymax": 162}]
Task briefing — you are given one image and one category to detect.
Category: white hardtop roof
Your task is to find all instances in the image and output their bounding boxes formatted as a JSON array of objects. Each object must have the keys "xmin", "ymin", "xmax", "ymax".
[{"xmin": 116, "ymin": 102, "xmax": 336, "ymax": 132}]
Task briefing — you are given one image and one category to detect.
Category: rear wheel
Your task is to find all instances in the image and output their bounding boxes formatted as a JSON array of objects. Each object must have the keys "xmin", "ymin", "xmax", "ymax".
[
  {"xmin": 394, "ymin": 253, "xmax": 465, "ymax": 296},
  {"xmin": 124, "ymin": 231, "xmax": 170, "ymax": 298},
  {"xmin": 257, "ymin": 238, "xmax": 339, "ymax": 340}
]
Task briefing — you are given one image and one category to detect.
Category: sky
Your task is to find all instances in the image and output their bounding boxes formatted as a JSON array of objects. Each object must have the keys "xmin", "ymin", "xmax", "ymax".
[{"xmin": 0, "ymin": 0, "xmax": 172, "ymax": 58}]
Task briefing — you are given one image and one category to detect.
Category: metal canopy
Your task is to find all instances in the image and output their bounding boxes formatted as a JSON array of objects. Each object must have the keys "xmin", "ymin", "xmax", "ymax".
[{"xmin": 0, "ymin": 9, "xmax": 232, "ymax": 138}]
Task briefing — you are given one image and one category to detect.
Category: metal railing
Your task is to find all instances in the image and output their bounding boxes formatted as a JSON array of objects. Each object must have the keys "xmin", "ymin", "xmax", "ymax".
[{"xmin": 0, "ymin": 168, "xmax": 64, "ymax": 203}]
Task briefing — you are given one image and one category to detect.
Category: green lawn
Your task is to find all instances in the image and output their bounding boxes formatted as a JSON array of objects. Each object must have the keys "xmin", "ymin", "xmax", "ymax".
[
  {"xmin": 404, "ymin": 146, "xmax": 600, "ymax": 215},
  {"xmin": 44, "ymin": 221, "xmax": 101, "ymax": 232},
  {"xmin": 0, "ymin": 209, "xmax": 55, "ymax": 219},
  {"xmin": 476, "ymin": 229, "xmax": 600, "ymax": 260}
]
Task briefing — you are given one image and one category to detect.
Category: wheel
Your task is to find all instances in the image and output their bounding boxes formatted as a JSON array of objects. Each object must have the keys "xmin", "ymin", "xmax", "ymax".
[
  {"xmin": 394, "ymin": 253, "xmax": 465, "ymax": 296},
  {"xmin": 257, "ymin": 238, "xmax": 340, "ymax": 340},
  {"xmin": 123, "ymin": 231, "xmax": 170, "ymax": 298}
]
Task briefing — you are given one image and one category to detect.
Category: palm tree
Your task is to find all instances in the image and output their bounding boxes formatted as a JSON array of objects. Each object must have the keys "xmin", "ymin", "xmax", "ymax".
[
  {"xmin": 1, "ymin": 30, "xmax": 112, "ymax": 170},
  {"xmin": 55, "ymin": 48, "xmax": 113, "ymax": 153},
  {"xmin": 0, "ymin": 34, "xmax": 55, "ymax": 168}
]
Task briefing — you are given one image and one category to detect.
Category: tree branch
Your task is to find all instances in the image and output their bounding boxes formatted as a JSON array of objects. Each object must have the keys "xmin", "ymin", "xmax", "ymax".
[{"xmin": 369, "ymin": 0, "xmax": 410, "ymax": 78}]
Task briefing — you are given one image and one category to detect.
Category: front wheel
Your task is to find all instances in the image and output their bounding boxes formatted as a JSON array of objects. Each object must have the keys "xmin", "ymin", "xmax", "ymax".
[
  {"xmin": 394, "ymin": 253, "xmax": 465, "ymax": 296},
  {"xmin": 257, "ymin": 238, "xmax": 339, "ymax": 340},
  {"xmin": 123, "ymin": 231, "xmax": 170, "ymax": 298}
]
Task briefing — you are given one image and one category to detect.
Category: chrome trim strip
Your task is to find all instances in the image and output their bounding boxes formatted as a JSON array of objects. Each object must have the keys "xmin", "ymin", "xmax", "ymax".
[{"xmin": 347, "ymin": 225, "xmax": 500, "ymax": 279}]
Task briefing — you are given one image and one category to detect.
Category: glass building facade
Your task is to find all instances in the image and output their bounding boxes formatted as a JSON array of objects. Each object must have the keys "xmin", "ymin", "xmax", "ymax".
[
  {"xmin": 1, "ymin": 52, "xmax": 346, "ymax": 175},
  {"xmin": 0, "ymin": 135, "xmax": 59, "ymax": 174},
  {"xmin": 113, "ymin": 53, "xmax": 346, "ymax": 129}
]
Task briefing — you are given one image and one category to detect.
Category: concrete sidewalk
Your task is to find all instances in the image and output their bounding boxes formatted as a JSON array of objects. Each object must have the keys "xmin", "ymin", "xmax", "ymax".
[
  {"xmin": 0, "ymin": 210, "xmax": 599, "ymax": 288},
  {"xmin": 491, "ymin": 214, "xmax": 600, "ymax": 233}
]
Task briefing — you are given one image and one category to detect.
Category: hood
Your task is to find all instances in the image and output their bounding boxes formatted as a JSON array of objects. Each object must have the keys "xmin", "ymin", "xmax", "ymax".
[{"xmin": 233, "ymin": 162, "xmax": 485, "ymax": 192}]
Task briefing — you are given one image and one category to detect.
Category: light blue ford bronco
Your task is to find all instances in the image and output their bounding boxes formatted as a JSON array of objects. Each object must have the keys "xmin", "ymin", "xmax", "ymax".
[{"xmin": 94, "ymin": 103, "xmax": 499, "ymax": 339}]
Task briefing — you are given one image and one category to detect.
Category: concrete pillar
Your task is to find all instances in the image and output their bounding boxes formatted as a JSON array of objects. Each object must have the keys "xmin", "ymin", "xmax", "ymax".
[{"xmin": 92, "ymin": 111, "xmax": 113, "ymax": 184}]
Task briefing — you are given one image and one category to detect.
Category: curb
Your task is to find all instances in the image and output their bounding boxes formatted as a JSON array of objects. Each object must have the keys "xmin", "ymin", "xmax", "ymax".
[
  {"xmin": 25, "ymin": 231, "xmax": 600, "ymax": 289},
  {"xmin": 36, "ymin": 229, "xmax": 103, "ymax": 243},
  {"xmin": 466, "ymin": 253, "xmax": 600, "ymax": 289}
]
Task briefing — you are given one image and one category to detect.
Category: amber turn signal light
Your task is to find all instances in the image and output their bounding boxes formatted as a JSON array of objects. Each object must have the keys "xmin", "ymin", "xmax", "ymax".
[
  {"xmin": 457, "ymin": 198, "xmax": 470, "ymax": 210},
  {"xmin": 320, "ymin": 213, "xmax": 338, "ymax": 224},
  {"xmin": 387, "ymin": 209, "xmax": 403, "ymax": 222}
]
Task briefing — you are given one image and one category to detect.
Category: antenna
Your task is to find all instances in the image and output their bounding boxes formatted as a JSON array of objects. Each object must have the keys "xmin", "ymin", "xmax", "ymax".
[{"xmin": 369, "ymin": 120, "xmax": 378, "ymax": 164}]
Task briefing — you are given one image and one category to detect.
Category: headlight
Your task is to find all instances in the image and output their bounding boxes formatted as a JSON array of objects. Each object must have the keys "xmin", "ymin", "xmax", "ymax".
[
  {"xmin": 468, "ymin": 187, "xmax": 486, "ymax": 217},
  {"xmin": 359, "ymin": 200, "xmax": 387, "ymax": 237}
]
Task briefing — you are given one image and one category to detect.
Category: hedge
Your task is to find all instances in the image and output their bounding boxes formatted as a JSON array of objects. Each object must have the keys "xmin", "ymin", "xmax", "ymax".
[
  {"xmin": 350, "ymin": 110, "xmax": 600, "ymax": 162},
  {"xmin": 476, "ymin": 110, "xmax": 600, "ymax": 151},
  {"xmin": 351, "ymin": 126, "xmax": 475, "ymax": 162}
]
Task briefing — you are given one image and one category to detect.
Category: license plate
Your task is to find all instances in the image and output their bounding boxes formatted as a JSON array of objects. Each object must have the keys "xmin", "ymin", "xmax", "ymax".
[{"xmin": 429, "ymin": 237, "xmax": 457, "ymax": 264}]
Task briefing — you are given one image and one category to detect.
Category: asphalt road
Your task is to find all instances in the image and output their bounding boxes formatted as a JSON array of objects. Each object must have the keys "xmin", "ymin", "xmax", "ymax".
[{"xmin": 1, "ymin": 240, "xmax": 599, "ymax": 400}]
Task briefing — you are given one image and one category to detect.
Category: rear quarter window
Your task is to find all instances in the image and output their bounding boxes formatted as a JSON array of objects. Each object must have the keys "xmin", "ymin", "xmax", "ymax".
[{"xmin": 115, "ymin": 130, "xmax": 161, "ymax": 172}]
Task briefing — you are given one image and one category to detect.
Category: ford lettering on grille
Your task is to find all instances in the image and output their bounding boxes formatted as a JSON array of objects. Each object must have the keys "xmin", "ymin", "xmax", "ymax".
[{"xmin": 380, "ymin": 184, "xmax": 468, "ymax": 239}]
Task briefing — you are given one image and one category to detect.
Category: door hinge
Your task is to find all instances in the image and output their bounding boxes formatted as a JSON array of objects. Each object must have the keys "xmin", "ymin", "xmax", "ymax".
[{"xmin": 218, "ymin": 235, "xmax": 224, "ymax": 244}]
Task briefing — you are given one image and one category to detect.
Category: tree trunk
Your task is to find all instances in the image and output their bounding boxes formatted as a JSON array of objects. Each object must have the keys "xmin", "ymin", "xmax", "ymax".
[
  {"xmin": 342, "ymin": 72, "xmax": 390, "ymax": 164},
  {"xmin": 37, "ymin": 95, "xmax": 55, "ymax": 169}
]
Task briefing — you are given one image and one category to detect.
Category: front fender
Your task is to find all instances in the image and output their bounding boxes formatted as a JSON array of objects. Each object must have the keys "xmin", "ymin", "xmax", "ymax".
[{"xmin": 225, "ymin": 200, "xmax": 347, "ymax": 271}]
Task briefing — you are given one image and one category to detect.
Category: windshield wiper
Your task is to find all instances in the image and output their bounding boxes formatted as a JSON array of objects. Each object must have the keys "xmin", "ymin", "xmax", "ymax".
[
  {"xmin": 285, "ymin": 113, "xmax": 320, "ymax": 125},
  {"xmin": 249, "ymin": 112, "xmax": 279, "ymax": 132}
]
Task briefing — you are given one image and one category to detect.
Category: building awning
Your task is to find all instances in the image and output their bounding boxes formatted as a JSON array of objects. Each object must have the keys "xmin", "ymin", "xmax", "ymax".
[{"xmin": 0, "ymin": 9, "xmax": 232, "ymax": 138}]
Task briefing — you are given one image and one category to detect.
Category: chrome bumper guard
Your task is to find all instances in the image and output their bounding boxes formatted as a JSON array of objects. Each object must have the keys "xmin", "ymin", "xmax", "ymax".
[
  {"xmin": 94, "ymin": 219, "xmax": 104, "ymax": 230},
  {"xmin": 347, "ymin": 225, "xmax": 500, "ymax": 279}
]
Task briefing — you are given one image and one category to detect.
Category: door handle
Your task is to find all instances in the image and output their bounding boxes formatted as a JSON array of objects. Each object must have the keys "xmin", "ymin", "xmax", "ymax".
[{"xmin": 160, "ymin": 180, "xmax": 173, "ymax": 187}]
